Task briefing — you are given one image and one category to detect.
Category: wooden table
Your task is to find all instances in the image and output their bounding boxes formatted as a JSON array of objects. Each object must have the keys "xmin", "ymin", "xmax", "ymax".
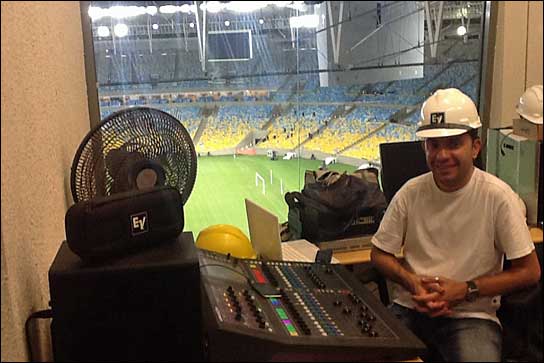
[
  {"xmin": 530, "ymin": 227, "xmax": 543, "ymax": 243},
  {"xmin": 333, "ymin": 227, "xmax": 543, "ymax": 265}
]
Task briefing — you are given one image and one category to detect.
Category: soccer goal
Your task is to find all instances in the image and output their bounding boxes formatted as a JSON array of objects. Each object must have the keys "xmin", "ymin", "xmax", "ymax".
[{"xmin": 255, "ymin": 172, "xmax": 265, "ymax": 194}]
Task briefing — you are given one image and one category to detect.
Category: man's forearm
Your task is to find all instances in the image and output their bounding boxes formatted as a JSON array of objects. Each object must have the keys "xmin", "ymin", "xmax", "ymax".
[
  {"xmin": 370, "ymin": 247, "xmax": 417, "ymax": 294},
  {"xmin": 474, "ymin": 250, "xmax": 541, "ymax": 297}
]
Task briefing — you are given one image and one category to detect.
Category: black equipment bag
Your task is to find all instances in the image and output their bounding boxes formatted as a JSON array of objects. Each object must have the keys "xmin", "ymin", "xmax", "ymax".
[
  {"xmin": 285, "ymin": 169, "xmax": 387, "ymax": 243},
  {"xmin": 65, "ymin": 186, "xmax": 184, "ymax": 262}
]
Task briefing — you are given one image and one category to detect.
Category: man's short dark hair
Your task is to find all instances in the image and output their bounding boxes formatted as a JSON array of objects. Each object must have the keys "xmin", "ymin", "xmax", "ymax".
[{"xmin": 467, "ymin": 129, "xmax": 480, "ymax": 140}]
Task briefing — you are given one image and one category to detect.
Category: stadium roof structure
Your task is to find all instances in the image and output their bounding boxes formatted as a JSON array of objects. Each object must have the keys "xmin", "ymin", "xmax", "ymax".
[
  {"xmin": 89, "ymin": 1, "xmax": 484, "ymax": 38},
  {"xmin": 89, "ymin": 1, "xmax": 484, "ymax": 89}
]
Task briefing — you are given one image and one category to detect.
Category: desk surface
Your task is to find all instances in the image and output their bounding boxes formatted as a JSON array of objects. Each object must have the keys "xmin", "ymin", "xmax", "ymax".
[
  {"xmin": 333, "ymin": 227, "xmax": 543, "ymax": 265},
  {"xmin": 531, "ymin": 227, "xmax": 543, "ymax": 243}
]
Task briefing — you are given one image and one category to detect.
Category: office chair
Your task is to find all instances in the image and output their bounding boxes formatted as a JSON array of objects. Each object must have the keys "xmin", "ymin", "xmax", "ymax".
[{"xmin": 498, "ymin": 243, "xmax": 543, "ymax": 362}]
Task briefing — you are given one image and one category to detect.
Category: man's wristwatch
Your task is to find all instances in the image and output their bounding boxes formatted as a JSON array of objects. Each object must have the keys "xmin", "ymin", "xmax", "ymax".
[{"xmin": 465, "ymin": 280, "xmax": 479, "ymax": 302}]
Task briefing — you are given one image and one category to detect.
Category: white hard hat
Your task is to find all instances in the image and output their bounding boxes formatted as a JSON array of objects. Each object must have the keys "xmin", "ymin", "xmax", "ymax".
[
  {"xmin": 416, "ymin": 88, "xmax": 481, "ymax": 138},
  {"xmin": 516, "ymin": 85, "xmax": 543, "ymax": 124}
]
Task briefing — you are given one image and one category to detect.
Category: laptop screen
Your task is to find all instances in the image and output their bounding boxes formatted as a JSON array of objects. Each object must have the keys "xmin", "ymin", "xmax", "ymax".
[
  {"xmin": 245, "ymin": 199, "xmax": 283, "ymax": 260},
  {"xmin": 379, "ymin": 140, "xmax": 429, "ymax": 204}
]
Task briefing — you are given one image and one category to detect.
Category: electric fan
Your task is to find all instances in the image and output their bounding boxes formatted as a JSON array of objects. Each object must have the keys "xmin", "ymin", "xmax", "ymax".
[
  {"xmin": 65, "ymin": 106, "xmax": 197, "ymax": 261},
  {"xmin": 71, "ymin": 106, "xmax": 197, "ymax": 204}
]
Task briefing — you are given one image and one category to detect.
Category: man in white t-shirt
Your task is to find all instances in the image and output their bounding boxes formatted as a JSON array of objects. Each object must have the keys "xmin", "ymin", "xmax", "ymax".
[{"xmin": 370, "ymin": 88, "xmax": 541, "ymax": 362}]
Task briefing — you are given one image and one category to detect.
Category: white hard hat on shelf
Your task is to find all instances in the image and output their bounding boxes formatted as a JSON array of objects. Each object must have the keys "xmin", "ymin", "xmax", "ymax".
[
  {"xmin": 416, "ymin": 88, "xmax": 481, "ymax": 138},
  {"xmin": 516, "ymin": 85, "xmax": 543, "ymax": 124}
]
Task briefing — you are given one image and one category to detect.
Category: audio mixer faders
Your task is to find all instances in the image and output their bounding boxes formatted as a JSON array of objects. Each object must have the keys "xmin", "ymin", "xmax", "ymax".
[{"xmin": 199, "ymin": 250, "xmax": 425, "ymax": 361}]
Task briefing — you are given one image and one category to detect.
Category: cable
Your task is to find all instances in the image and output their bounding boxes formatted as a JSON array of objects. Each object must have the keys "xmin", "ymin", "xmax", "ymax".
[{"xmin": 25, "ymin": 309, "xmax": 53, "ymax": 362}]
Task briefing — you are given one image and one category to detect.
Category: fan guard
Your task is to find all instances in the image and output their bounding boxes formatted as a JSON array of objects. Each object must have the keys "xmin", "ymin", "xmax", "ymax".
[{"xmin": 71, "ymin": 107, "xmax": 197, "ymax": 204}]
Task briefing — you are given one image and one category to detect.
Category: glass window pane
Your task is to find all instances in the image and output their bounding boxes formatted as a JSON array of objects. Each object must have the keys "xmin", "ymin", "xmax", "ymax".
[{"xmin": 85, "ymin": 1, "xmax": 486, "ymax": 238}]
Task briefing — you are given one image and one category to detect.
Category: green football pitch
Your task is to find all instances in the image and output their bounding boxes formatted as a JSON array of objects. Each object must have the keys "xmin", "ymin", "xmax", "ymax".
[{"xmin": 183, "ymin": 155, "xmax": 357, "ymax": 238}]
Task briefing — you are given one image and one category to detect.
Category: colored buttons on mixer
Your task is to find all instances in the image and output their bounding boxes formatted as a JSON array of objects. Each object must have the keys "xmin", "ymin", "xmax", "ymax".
[
  {"xmin": 276, "ymin": 308, "xmax": 288, "ymax": 320},
  {"xmin": 306, "ymin": 268, "xmax": 326, "ymax": 289},
  {"xmin": 296, "ymin": 291, "xmax": 344, "ymax": 337},
  {"xmin": 278, "ymin": 265, "xmax": 306, "ymax": 288},
  {"xmin": 269, "ymin": 298, "xmax": 281, "ymax": 306},
  {"xmin": 250, "ymin": 267, "xmax": 267, "ymax": 284},
  {"xmin": 284, "ymin": 321, "xmax": 298, "ymax": 336}
]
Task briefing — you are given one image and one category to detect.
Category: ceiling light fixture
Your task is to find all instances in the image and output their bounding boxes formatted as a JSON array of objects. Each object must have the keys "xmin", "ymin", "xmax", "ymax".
[
  {"xmin": 457, "ymin": 25, "xmax": 467, "ymax": 36},
  {"xmin": 114, "ymin": 23, "xmax": 129, "ymax": 37}
]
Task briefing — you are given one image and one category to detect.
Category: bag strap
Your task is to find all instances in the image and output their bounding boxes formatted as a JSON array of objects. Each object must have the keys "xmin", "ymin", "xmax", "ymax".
[
  {"xmin": 284, "ymin": 191, "xmax": 303, "ymax": 208},
  {"xmin": 315, "ymin": 170, "xmax": 342, "ymax": 186}
]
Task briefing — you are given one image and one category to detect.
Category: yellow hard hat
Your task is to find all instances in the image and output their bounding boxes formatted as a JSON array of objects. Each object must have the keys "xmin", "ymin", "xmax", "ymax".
[{"xmin": 196, "ymin": 224, "xmax": 256, "ymax": 259}]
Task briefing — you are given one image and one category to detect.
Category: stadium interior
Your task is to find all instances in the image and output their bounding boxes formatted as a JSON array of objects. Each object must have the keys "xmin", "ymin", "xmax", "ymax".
[{"xmin": 88, "ymin": 1, "xmax": 485, "ymax": 235}]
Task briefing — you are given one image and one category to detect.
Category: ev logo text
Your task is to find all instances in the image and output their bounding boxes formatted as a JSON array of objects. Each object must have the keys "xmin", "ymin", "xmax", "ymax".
[
  {"xmin": 131, "ymin": 212, "xmax": 148, "ymax": 235},
  {"xmin": 430, "ymin": 112, "xmax": 445, "ymax": 124}
]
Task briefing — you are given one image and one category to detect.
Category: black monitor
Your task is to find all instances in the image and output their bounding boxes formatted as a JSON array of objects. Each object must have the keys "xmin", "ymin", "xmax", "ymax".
[{"xmin": 379, "ymin": 140, "xmax": 429, "ymax": 204}]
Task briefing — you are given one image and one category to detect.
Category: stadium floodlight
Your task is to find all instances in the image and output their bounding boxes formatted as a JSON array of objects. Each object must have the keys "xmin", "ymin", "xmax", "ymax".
[
  {"xmin": 289, "ymin": 14, "xmax": 319, "ymax": 28},
  {"xmin": 114, "ymin": 23, "xmax": 129, "ymax": 37},
  {"xmin": 457, "ymin": 25, "xmax": 467, "ymax": 36},
  {"xmin": 227, "ymin": 1, "xmax": 267, "ymax": 13},
  {"xmin": 180, "ymin": 4, "xmax": 197, "ymax": 13},
  {"xmin": 109, "ymin": 6, "xmax": 141, "ymax": 19},
  {"xmin": 146, "ymin": 6, "xmax": 157, "ymax": 16},
  {"xmin": 97, "ymin": 26, "xmax": 110, "ymax": 37},
  {"xmin": 159, "ymin": 5, "xmax": 179, "ymax": 14},
  {"xmin": 200, "ymin": 1, "xmax": 224, "ymax": 13},
  {"xmin": 152, "ymin": 23, "xmax": 159, "ymax": 30},
  {"xmin": 88, "ymin": 6, "xmax": 104, "ymax": 21},
  {"xmin": 88, "ymin": 5, "xmax": 158, "ymax": 20},
  {"xmin": 286, "ymin": 1, "xmax": 308, "ymax": 12},
  {"xmin": 271, "ymin": 1, "xmax": 291, "ymax": 7}
]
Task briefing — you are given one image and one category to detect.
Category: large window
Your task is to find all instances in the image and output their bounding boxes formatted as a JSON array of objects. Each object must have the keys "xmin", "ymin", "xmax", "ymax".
[{"xmin": 84, "ymin": 1, "xmax": 487, "ymax": 237}]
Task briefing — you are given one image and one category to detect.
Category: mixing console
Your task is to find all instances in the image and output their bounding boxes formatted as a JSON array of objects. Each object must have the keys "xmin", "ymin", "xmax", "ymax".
[{"xmin": 199, "ymin": 250, "xmax": 425, "ymax": 361}]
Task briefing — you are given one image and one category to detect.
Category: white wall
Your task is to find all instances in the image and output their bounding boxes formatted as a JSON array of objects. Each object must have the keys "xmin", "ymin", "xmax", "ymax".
[
  {"xmin": 489, "ymin": 1, "xmax": 543, "ymax": 128},
  {"xmin": 1, "ymin": 2, "xmax": 90, "ymax": 361},
  {"xmin": 0, "ymin": 1, "xmax": 542, "ymax": 361}
]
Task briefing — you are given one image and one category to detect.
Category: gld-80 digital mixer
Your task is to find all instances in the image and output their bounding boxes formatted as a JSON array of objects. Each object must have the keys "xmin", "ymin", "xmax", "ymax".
[{"xmin": 199, "ymin": 249, "xmax": 425, "ymax": 361}]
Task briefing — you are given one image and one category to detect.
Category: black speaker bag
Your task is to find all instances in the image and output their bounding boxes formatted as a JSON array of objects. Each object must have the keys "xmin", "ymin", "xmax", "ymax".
[{"xmin": 65, "ymin": 186, "xmax": 184, "ymax": 261}]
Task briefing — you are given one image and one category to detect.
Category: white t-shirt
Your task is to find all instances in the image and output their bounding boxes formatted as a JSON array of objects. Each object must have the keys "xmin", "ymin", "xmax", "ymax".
[{"xmin": 371, "ymin": 167, "xmax": 534, "ymax": 325}]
